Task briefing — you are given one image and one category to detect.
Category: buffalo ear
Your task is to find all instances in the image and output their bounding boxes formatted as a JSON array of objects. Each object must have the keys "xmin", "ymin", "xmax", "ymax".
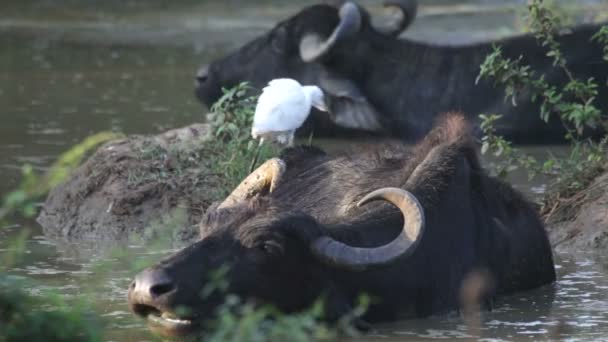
[
  {"xmin": 319, "ymin": 71, "xmax": 383, "ymax": 132},
  {"xmin": 270, "ymin": 25, "xmax": 289, "ymax": 54}
]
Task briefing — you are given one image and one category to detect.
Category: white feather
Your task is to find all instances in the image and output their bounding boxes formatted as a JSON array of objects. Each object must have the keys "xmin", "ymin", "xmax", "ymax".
[{"xmin": 251, "ymin": 78, "xmax": 327, "ymax": 146}]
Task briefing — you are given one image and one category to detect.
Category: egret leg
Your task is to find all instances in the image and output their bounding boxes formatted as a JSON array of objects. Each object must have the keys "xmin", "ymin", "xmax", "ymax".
[
  {"xmin": 249, "ymin": 138, "xmax": 264, "ymax": 173},
  {"xmin": 307, "ymin": 127, "xmax": 314, "ymax": 146},
  {"xmin": 287, "ymin": 131, "xmax": 295, "ymax": 147}
]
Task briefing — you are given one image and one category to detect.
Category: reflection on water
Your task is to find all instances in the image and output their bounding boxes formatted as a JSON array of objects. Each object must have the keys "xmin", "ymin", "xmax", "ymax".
[{"xmin": 0, "ymin": 34, "xmax": 206, "ymax": 196}]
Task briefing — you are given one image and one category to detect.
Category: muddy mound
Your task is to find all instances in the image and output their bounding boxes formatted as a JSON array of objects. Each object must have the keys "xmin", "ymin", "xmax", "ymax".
[
  {"xmin": 37, "ymin": 124, "xmax": 219, "ymax": 242},
  {"xmin": 544, "ymin": 164, "xmax": 608, "ymax": 253}
]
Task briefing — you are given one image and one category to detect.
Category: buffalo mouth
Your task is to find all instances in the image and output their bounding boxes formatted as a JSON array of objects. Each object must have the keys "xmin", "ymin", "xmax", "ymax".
[{"xmin": 131, "ymin": 303, "xmax": 198, "ymax": 337}]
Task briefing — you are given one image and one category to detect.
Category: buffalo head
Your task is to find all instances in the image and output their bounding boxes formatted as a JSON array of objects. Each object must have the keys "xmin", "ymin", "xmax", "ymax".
[
  {"xmin": 195, "ymin": 1, "xmax": 418, "ymax": 132},
  {"xmin": 127, "ymin": 158, "xmax": 424, "ymax": 336}
]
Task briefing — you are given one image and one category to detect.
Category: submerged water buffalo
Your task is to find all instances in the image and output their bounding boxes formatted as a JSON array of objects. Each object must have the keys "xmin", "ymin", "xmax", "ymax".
[
  {"xmin": 127, "ymin": 113, "xmax": 556, "ymax": 335},
  {"xmin": 195, "ymin": 1, "xmax": 608, "ymax": 143}
]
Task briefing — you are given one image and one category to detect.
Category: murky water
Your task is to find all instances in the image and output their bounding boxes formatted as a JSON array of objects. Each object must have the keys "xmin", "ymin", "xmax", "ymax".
[
  {"xmin": 3, "ymin": 222, "xmax": 608, "ymax": 341},
  {"xmin": 1, "ymin": 1, "xmax": 608, "ymax": 341}
]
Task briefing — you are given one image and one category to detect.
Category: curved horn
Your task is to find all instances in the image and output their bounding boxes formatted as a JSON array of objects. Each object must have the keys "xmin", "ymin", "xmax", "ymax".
[
  {"xmin": 218, "ymin": 158, "xmax": 285, "ymax": 209},
  {"xmin": 377, "ymin": 0, "xmax": 418, "ymax": 37},
  {"xmin": 311, "ymin": 187, "xmax": 425, "ymax": 271},
  {"xmin": 299, "ymin": 2, "xmax": 362, "ymax": 62}
]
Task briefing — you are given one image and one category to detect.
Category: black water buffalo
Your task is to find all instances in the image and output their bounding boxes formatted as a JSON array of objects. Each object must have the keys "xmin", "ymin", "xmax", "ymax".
[
  {"xmin": 127, "ymin": 113, "xmax": 556, "ymax": 336},
  {"xmin": 195, "ymin": 1, "xmax": 608, "ymax": 143}
]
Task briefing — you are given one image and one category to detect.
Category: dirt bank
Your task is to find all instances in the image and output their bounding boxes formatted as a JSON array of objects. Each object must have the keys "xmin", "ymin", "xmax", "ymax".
[
  {"xmin": 37, "ymin": 124, "xmax": 219, "ymax": 242},
  {"xmin": 543, "ymin": 164, "xmax": 608, "ymax": 253}
]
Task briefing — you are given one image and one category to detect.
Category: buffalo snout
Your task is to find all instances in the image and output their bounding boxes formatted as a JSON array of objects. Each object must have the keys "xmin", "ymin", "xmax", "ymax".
[
  {"xmin": 130, "ymin": 268, "xmax": 176, "ymax": 302},
  {"xmin": 195, "ymin": 64, "xmax": 209, "ymax": 87},
  {"xmin": 128, "ymin": 268, "xmax": 178, "ymax": 320},
  {"xmin": 128, "ymin": 267, "xmax": 198, "ymax": 336}
]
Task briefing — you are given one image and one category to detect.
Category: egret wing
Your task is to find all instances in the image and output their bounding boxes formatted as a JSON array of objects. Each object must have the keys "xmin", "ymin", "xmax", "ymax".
[{"xmin": 252, "ymin": 81, "xmax": 308, "ymax": 134}]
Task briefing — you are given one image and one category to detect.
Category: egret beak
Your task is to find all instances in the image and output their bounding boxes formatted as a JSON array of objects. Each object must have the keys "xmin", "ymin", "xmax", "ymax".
[{"xmin": 312, "ymin": 96, "xmax": 329, "ymax": 112}]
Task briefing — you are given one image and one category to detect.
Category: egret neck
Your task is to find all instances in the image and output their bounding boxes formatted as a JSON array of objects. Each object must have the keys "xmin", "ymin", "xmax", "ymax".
[{"xmin": 303, "ymin": 86, "xmax": 327, "ymax": 112}]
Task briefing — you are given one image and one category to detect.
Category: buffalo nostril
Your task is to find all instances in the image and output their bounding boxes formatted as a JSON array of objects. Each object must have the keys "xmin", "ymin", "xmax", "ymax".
[
  {"xmin": 196, "ymin": 74, "xmax": 208, "ymax": 83},
  {"xmin": 149, "ymin": 282, "xmax": 175, "ymax": 297},
  {"xmin": 196, "ymin": 65, "xmax": 209, "ymax": 85}
]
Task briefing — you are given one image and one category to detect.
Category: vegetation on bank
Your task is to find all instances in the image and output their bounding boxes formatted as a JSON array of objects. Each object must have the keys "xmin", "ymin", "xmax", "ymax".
[
  {"xmin": 205, "ymin": 82, "xmax": 278, "ymax": 197},
  {"xmin": 477, "ymin": 0, "xmax": 608, "ymax": 218}
]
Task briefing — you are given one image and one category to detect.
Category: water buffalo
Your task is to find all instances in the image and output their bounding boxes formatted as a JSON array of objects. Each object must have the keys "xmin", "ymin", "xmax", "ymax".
[
  {"xmin": 195, "ymin": 1, "xmax": 608, "ymax": 143},
  {"xmin": 127, "ymin": 113, "xmax": 556, "ymax": 335}
]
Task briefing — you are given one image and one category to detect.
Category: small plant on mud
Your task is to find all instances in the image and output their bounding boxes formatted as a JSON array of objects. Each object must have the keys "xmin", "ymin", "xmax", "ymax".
[
  {"xmin": 206, "ymin": 82, "xmax": 277, "ymax": 197},
  {"xmin": 126, "ymin": 137, "xmax": 209, "ymax": 188},
  {"xmin": 477, "ymin": 0, "xmax": 608, "ymax": 194},
  {"xmin": 209, "ymin": 82, "xmax": 257, "ymax": 141}
]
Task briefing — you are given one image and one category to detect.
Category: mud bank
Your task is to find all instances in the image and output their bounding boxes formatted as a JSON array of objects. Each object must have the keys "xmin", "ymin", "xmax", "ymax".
[
  {"xmin": 37, "ymin": 124, "xmax": 218, "ymax": 242},
  {"xmin": 544, "ymin": 164, "xmax": 608, "ymax": 253}
]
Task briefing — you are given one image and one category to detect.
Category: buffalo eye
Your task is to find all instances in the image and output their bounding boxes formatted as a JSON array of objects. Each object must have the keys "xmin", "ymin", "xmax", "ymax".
[
  {"xmin": 259, "ymin": 240, "xmax": 283, "ymax": 256},
  {"xmin": 270, "ymin": 25, "xmax": 289, "ymax": 54}
]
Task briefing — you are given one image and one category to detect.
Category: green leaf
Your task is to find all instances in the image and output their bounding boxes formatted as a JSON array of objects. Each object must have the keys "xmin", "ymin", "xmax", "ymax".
[{"xmin": 481, "ymin": 141, "xmax": 489, "ymax": 155}]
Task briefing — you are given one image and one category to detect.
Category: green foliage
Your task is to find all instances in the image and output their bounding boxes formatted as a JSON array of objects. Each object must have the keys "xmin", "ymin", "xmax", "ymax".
[
  {"xmin": 0, "ymin": 133, "xmax": 122, "ymax": 342},
  {"xmin": 479, "ymin": 114, "xmax": 537, "ymax": 179},
  {"xmin": 477, "ymin": 45, "xmax": 603, "ymax": 139},
  {"xmin": 0, "ymin": 229, "xmax": 29, "ymax": 271},
  {"xmin": 0, "ymin": 277, "xmax": 103, "ymax": 342},
  {"xmin": 478, "ymin": 0, "xmax": 607, "ymax": 139},
  {"xmin": 1, "ymin": 131, "xmax": 123, "ymax": 219},
  {"xmin": 592, "ymin": 26, "xmax": 608, "ymax": 63},
  {"xmin": 206, "ymin": 82, "xmax": 277, "ymax": 197},
  {"xmin": 200, "ymin": 270, "xmax": 367, "ymax": 342},
  {"xmin": 0, "ymin": 131, "xmax": 122, "ymax": 340},
  {"xmin": 477, "ymin": 0, "xmax": 608, "ymax": 191},
  {"xmin": 527, "ymin": 0, "xmax": 566, "ymax": 67},
  {"xmin": 480, "ymin": 114, "xmax": 607, "ymax": 188},
  {"xmin": 204, "ymin": 296, "xmax": 333, "ymax": 342},
  {"xmin": 209, "ymin": 82, "xmax": 257, "ymax": 142}
]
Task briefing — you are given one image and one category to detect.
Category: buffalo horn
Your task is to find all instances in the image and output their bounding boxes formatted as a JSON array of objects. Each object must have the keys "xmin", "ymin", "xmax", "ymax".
[
  {"xmin": 311, "ymin": 187, "xmax": 425, "ymax": 271},
  {"xmin": 218, "ymin": 158, "xmax": 286, "ymax": 209},
  {"xmin": 378, "ymin": 0, "xmax": 418, "ymax": 37},
  {"xmin": 299, "ymin": 2, "xmax": 362, "ymax": 62}
]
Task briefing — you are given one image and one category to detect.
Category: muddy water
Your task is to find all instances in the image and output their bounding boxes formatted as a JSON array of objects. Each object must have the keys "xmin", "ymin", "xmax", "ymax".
[
  {"xmin": 1, "ymin": 1, "xmax": 608, "ymax": 341},
  {"xmin": 3, "ymin": 222, "xmax": 608, "ymax": 341}
]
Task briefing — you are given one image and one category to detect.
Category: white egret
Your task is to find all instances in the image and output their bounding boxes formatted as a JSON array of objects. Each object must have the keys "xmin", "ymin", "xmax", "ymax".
[{"xmin": 249, "ymin": 78, "xmax": 328, "ymax": 171}]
